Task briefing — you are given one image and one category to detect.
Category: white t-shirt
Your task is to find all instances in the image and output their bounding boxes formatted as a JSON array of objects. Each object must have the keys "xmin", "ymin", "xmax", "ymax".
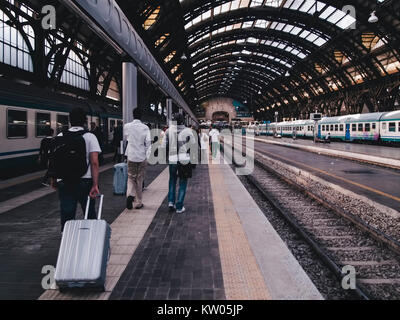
[
  {"xmin": 124, "ymin": 120, "xmax": 152, "ymax": 163},
  {"xmin": 209, "ymin": 129, "xmax": 220, "ymax": 143},
  {"xmin": 59, "ymin": 127, "xmax": 102, "ymax": 179},
  {"xmin": 200, "ymin": 132, "xmax": 209, "ymax": 149}
]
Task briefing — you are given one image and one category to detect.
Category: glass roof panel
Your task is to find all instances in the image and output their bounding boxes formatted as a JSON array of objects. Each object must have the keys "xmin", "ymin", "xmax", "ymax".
[
  {"xmin": 188, "ymin": 20, "xmax": 329, "ymax": 48},
  {"xmin": 183, "ymin": 0, "xmax": 355, "ymax": 31}
]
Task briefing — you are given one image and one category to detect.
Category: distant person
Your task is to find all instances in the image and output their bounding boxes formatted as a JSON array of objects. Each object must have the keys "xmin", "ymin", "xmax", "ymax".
[
  {"xmin": 39, "ymin": 126, "xmax": 54, "ymax": 186},
  {"xmin": 325, "ymin": 132, "xmax": 331, "ymax": 143},
  {"xmin": 162, "ymin": 113, "xmax": 196, "ymax": 214},
  {"xmin": 91, "ymin": 122, "xmax": 104, "ymax": 164},
  {"xmin": 112, "ymin": 122, "xmax": 123, "ymax": 163},
  {"xmin": 124, "ymin": 108, "xmax": 151, "ymax": 210},
  {"xmin": 48, "ymin": 108, "xmax": 101, "ymax": 232},
  {"xmin": 199, "ymin": 126, "xmax": 210, "ymax": 164},
  {"xmin": 209, "ymin": 125, "xmax": 220, "ymax": 159}
]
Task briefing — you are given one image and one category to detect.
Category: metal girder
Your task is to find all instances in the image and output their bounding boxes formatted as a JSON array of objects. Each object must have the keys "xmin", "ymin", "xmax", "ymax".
[{"xmin": 61, "ymin": 0, "xmax": 197, "ymax": 120}]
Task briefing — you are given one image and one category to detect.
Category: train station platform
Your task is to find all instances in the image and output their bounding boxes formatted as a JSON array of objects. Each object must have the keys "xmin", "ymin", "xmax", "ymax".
[
  {"xmin": 253, "ymin": 136, "xmax": 400, "ymax": 170},
  {"xmin": 0, "ymin": 160, "xmax": 322, "ymax": 300}
]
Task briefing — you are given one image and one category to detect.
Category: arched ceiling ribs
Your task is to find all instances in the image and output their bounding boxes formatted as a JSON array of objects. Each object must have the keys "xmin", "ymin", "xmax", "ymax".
[
  {"xmin": 198, "ymin": 85, "xmax": 255, "ymax": 102},
  {"xmin": 196, "ymin": 73, "xmax": 265, "ymax": 96},
  {"xmin": 191, "ymin": 46, "xmax": 337, "ymax": 103},
  {"xmin": 194, "ymin": 64, "xmax": 275, "ymax": 87},
  {"xmin": 191, "ymin": 42, "xmax": 301, "ymax": 70},
  {"xmin": 185, "ymin": 27, "xmax": 350, "ymax": 89}
]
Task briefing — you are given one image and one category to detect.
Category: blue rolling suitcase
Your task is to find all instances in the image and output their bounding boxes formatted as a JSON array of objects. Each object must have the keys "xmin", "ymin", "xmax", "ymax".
[
  {"xmin": 55, "ymin": 195, "xmax": 111, "ymax": 292},
  {"xmin": 113, "ymin": 163, "xmax": 128, "ymax": 195}
]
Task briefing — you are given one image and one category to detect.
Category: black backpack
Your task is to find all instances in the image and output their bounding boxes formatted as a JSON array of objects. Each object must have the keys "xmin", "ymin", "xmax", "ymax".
[{"xmin": 48, "ymin": 131, "xmax": 88, "ymax": 181}]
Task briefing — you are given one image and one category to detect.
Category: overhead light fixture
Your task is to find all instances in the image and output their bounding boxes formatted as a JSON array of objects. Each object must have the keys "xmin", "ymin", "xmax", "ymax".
[
  {"xmin": 285, "ymin": 71, "xmax": 290, "ymax": 77},
  {"xmin": 368, "ymin": 11, "xmax": 379, "ymax": 23},
  {"xmin": 258, "ymin": 90, "xmax": 262, "ymax": 95},
  {"xmin": 181, "ymin": 53, "xmax": 188, "ymax": 60}
]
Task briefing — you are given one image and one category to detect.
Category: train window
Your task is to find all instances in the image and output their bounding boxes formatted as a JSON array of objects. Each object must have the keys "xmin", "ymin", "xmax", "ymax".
[
  {"xmin": 335, "ymin": 125, "xmax": 338, "ymax": 131},
  {"xmin": 398, "ymin": 122, "xmax": 400, "ymax": 132},
  {"xmin": 358, "ymin": 123, "xmax": 363, "ymax": 131},
  {"xmin": 330, "ymin": 125, "xmax": 334, "ymax": 131},
  {"xmin": 372, "ymin": 123, "xmax": 376, "ymax": 130},
  {"xmin": 7, "ymin": 109, "xmax": 27, "ymax": 139},
  {"xmin": 340, "ymin": 124, "xmax": 344, "ymax": 131},
  {"xmin": 389, "ymin": 122, "xmax": 396, "ymax": 132},
  {"xmin": 57, "ymin": 114, "xmax": 69, "ymax": 134},
  {"xmin": 365, "ymin": 123, "xmax": 371, "ymax": 132},
  {"xmin": 352, "ymin": 124, "xmax": 356, "ymax": 131},
  {"xmin": 36, "ymin": 113, "xmax": 51, "ymax": 137}
]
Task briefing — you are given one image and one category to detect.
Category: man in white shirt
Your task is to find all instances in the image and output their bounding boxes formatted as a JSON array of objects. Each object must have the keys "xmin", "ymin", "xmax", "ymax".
[
  {"xmin": 51, "ymin": 107, "xmax": 101, "ymax": 231},
  {"xmin": 124, "ymin": 108, "xmax": 151, "ymax": 210},
  {"xmin": 209, "ymin": 125, "xmax": 220, "ymax": 159}
]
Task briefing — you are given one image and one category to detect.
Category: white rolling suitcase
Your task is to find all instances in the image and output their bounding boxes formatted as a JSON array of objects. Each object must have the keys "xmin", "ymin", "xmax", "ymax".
[{"xmin": 55, "ymin": 195, "xmax": 111, "ymax": 292}]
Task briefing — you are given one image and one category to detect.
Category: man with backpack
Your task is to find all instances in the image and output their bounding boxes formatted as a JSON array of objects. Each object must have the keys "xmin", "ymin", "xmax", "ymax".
[{"xmin": 49, "ymin": 107, "xmax": 102, "ymax": 231}]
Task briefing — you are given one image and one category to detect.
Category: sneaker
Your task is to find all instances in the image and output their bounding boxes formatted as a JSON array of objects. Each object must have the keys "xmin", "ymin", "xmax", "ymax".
[
  {"xmin": 176, "ymin": 207, "xmax": 186, "ymax": 214},
  {"xmin": 127, "ymin": 196, "xmax": 135, "ymax": 210},
  {"xmin": 135, "ymin": 204, "xmax": 144, "ymax": 210},
  {"xmin": 168, "ymin": 203, "xmax": 176, "ymax": 212}
]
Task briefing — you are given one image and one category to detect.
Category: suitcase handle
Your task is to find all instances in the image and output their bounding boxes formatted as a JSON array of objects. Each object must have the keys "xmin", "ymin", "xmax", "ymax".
[{"xmin": 84, "ymin": 194, "xmax": 104, "ymax": 220}]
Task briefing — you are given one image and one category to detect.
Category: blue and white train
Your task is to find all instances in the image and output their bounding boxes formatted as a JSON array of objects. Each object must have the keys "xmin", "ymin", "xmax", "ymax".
[{"xmin": 258, "ymin": 111, "xmax": 400, "ymax": 144}]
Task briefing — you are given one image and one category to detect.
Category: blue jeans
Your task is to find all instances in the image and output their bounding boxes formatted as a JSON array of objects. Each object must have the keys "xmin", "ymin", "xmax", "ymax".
[
  {"xmin": 58, "ymin": 179, "xmax": 96, "ymax": 231},
  {"xmin": 168, "ymin": 164, "xmax": 188, "ymax": 211}
]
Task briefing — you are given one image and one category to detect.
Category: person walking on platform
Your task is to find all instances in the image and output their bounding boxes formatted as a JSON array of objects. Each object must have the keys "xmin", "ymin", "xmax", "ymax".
[
  {"xmin": 209, "ymin": 125, "xmax": 220, "ymax": 159},
  {"xmin": 38, "ymin": 126, "xmax": 54, "ymax": 186},
  {"xmin": 199, "ymin": 126, "xmax": 210, "ymax": 164},
  {"xmin": 124, "ymin": 108, "xmax": 151, "ymax": 210},
  {"xmin": 48, "ymin": 108, "xmax": 101, "ymax": 232},
  {"xmin": 162, "ymin": 114, "xmax": 195, "ymax": 214},
  {"xmin": 112, "ymin": 122, "xmax": 123, "ymax": 163}
]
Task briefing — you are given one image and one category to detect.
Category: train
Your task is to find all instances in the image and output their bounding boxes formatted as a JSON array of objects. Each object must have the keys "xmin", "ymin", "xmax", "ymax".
[
  {"xmin": 257, "ymin": 111, "xmax": 400, "ymax": 144},
  {"xmin": 0, "ymin": 80, "xmax": 122, "ymax": 179}
]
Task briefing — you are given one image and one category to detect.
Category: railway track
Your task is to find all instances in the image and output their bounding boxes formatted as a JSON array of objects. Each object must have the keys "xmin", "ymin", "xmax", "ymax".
[{"xmin": 224, "ymin": 142, "xmax": 400, "ymax": 300}]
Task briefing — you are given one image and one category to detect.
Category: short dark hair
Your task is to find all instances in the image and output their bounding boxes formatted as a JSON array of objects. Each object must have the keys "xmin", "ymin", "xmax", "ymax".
[
  {"xmin": 133, "ymin": 108, "xmax": 142, "ymax": 120},
  {"xmin": 174, "ymin": 113, "xmax": 185, "ymax": 125},
  {"xmin": 45, "ymin": 126, "xmax": 54, "ymax": 137},
  {"xmin": 70, "ymin": 107, "xmax": 87, "ymax": 127}
]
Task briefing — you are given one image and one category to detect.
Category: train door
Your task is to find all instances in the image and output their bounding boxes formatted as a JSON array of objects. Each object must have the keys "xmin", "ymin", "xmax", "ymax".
[
  {"xmin": 318, "ymin": 125, "xmax": 322, "ymax": 139},
  {"xmin": 345, "ymin": 124, "xmax": 351, "ymax": 141}
]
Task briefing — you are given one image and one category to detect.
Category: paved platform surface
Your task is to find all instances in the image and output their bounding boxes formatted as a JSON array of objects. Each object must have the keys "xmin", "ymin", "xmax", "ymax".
[
  {"xmin": 2, "ymin": 160, "xmax": 323, "ymax": 300},
  {"xmin": 109, "ymin": 165, "xmax": 225, "ymax": 300},
  {"xmin": 0, "ymin": 164, "xmax": 166, "ymax": 300},
  {"xmin": 252, "ymin": 140, "xmax": 400, "ymax": 212}
]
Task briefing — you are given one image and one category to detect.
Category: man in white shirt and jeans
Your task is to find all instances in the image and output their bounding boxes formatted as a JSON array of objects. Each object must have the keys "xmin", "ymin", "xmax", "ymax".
[
  {"xmin": 124, "ymin": 108, "xmax": 151, "ymax": 210},
  {"xmin": 51, "ymin": 107, "xmax": 101, "ymax": 231}
]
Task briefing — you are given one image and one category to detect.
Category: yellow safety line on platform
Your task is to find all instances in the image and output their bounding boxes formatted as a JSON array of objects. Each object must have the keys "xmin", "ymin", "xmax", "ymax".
[
  {"xmin": 209, "ymin": 163, "xmax": 271, "ymax": 300},
  {"xmin": 255, "ymin": 150, "xmax": 400, "ymax": 204}
]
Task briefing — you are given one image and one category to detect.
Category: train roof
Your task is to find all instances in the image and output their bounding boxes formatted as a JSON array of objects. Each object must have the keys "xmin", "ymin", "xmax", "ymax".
[
  {"xmin": 320, "ymin": 112, "xmax": 387, "ymax": 123},
  {"xmin": 0, "ymin": 78, "xmax": 121, "ymax": 117},
  {"xmin": 381, "ymin": 110, "xmax": 400, "ymax": 121}
]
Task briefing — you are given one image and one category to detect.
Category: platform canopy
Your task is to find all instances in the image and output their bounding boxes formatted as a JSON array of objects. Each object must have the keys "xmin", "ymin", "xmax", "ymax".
[{"xmin": 116, "ymin": 0, "xmax": 400, "ymax": 119}]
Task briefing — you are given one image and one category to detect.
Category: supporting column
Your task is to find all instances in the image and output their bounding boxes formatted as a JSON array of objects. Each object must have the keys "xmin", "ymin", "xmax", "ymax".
[
  {"xmin": 122, "ymin": 62, "xmax": 138, "ymax": 125},
  {"xmin": 166, "ymin": 98, "xmax": 173, "ymax": 125}
]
